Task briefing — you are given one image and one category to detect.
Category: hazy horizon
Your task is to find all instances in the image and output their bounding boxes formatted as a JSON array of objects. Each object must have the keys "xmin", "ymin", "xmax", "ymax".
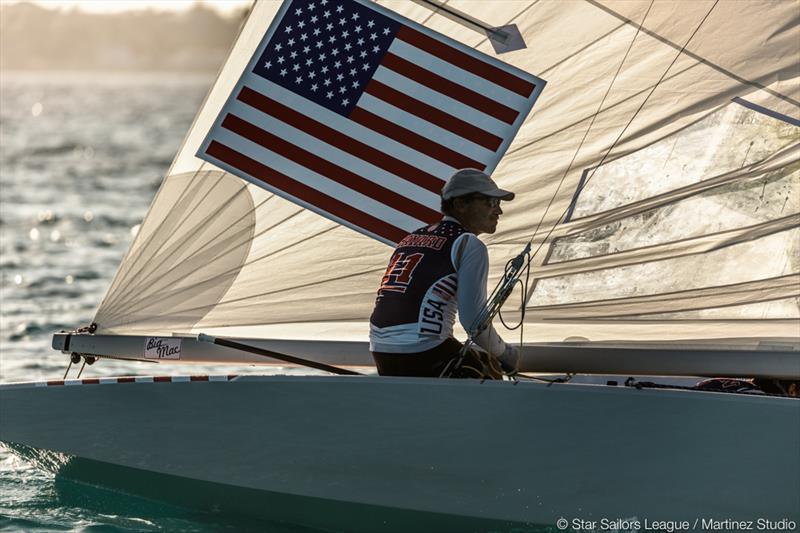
[{"xmin": 0, "ymin": 1, "xmax": 247, "ymax": 71}]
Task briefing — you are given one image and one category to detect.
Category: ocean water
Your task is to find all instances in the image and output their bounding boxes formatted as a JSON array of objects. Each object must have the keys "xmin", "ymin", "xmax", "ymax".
[{"xmin": 0, "ymin": 71, "xmax": 330, "ymax": 533}]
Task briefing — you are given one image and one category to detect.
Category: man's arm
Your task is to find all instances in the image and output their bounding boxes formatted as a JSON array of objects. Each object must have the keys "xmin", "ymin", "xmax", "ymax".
[{"xmin": 452, "ymin": 234, "xmax": 506, "ymax": 357}]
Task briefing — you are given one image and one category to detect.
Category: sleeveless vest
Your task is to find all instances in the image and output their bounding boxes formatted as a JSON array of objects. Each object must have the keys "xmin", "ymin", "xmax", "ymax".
[{"xmin": 370, "ymin": 220, "xmax": 466, "ymax": 338}]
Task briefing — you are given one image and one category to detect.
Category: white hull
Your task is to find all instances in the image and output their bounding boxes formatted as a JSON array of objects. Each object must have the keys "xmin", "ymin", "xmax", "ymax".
[{"xmin": 1, "ymin": 376, "xmax": 798, "ymax": 531}]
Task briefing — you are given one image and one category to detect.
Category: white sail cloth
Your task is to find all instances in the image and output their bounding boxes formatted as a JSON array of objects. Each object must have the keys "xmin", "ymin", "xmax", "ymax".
[{"xmin": 94, "ymin": 0, "xmax": 799, "ymax": 346}]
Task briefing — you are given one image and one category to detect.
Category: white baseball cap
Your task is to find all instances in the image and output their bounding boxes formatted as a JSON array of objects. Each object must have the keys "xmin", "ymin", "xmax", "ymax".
[{"xmin": 441, "ymin": 168, "xmax": 515, "ymax": 201}]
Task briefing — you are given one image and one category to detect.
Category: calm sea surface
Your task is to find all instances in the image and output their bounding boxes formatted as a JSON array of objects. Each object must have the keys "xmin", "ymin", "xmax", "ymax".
[{"xmin": 0, "ymin": 71, "xmax": 330, "ymax": 533}]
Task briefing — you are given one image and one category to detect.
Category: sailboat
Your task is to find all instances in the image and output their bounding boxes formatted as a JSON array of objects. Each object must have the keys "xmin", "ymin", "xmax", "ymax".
[{"xmin": 2, "ymin": 0, "xmax": 798, "ymax": 531}]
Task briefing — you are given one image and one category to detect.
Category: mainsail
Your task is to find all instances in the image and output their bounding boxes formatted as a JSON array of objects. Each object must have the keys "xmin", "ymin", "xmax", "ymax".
[{"xmin": 92, "ymin": 0, "xmax": 799, "ymax": 357}]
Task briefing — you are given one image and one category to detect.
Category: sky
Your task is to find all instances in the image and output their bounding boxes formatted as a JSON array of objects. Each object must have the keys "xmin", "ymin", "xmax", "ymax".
[{"xmin": 12, "ymin": 0, "xmax": 252, "ymax": 15}]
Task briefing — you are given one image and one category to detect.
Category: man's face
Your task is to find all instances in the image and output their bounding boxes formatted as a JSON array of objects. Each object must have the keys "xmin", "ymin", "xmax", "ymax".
[{"xmin": 453, "ymin": 195, "xmax": 503, "ymax": 235}]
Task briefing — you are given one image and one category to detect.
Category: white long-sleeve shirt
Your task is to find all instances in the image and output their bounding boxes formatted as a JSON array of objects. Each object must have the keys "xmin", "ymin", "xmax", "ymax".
[{"xmin": 369, "ymin": 217, "xmax": 506, "ymax": 356}]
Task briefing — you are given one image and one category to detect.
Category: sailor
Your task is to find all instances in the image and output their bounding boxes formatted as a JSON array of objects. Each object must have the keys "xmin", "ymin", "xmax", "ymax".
[{"xmin": 369, "ymin": 168, "xmax": 520, "ymax": 378}]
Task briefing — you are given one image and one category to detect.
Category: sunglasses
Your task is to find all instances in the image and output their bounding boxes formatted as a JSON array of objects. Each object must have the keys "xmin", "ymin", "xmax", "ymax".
[{"xmin": 461, "ymin": 195, "xmax": 501, "ymax": 208}]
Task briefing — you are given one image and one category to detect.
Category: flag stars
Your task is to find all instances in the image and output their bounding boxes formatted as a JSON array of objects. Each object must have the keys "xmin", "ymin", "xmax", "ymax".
[
  {"xmin": 326, "ymin": 22, "xmax": 333, "ymax": 30},
  {"xmin": 287, "ymin": 37, "xmax": 296, "ymax": 46},
  {"xmin": 359, "ymin": 50, "xmax": 367, "ymax": 58},
  {"xmin": 324, "ymin": 78, "xmax": 331, "ymax": 86},
  {"xmin": 372, "ymin": 45, "xmax": 380, "ymax": 53},
  {"xmin": 285, "ymin": 25, "xmax": 293, "ymax": 33},
  {"xmin": 308, "ymin": 70, "xmax": 316, "ymax": 79},
  {"xmin": 335, "ymin": 4, "xmax": 343, "ymax": 13},
  {"xmin": 357, "ymin": 37, "xmax": 365, "ymax": 45},
  {"xmin": 264, "ymin": 60, "xmax": 272, "ymax": 68},
  {"xmin": 362, "ymin": 62, "xmax": 370, "ymax": 71},
  {"xmin": 321, "ymin": 65, "xmax": 329, "ymax": 74},
  {"xmin": 326, "ymin": 91, "xmax": 334, "ymax": 99},
  {"xmin": 280, "ymin": 68, "xmax": 287, "ymax": 76},
  {"xmin": 351, "ymin": 80, "xmax": 360, "ymax": 88},
  {"xmin": 316, "ymin": 41, "xmax": 324, "ymax": 48},
  {"xmin": 294, "ymin": 7, "xmax": 302, "ymax": 15},
  {"xmin": 310, "ymin": 15, "xmax": 318, "ymax": 23},
  {"xmin": 274, "ymin": 42, "xmax": 283, "ymax": 51},
  {"xmin": 370, "ymin": 32, "xmax": 378, "ymax": 40},
  {"xmin": 300, "ymin": 33, "xmax": 308, "ymax": 41},
  {"xmin": 383, "ymin": 27, "xmax": 391, "ymax": 35},
  {"xmin": 311, "ymin": 83, "xmax": 319, "ymax": 91},
  {"xmin": 313, "ymin": 28, "xmax": 321, "ymax": 36},
  {"xmin": 303, "ymin": 45, "xmax": 311, "ymax": 53},
  {"xmin": 342, "ymin": 98, "xmax": 349, "ymax": 106},
  {"xmin": 297, "ymin": 19, "xmax": 306, "ymax": 28},
  {"xmin": 337, "ymin": 73, "xmax": 344, "ymax": 81},
  {"xmin": 290, "ymin": 50, "xmax": 298, "ymax": 59},
  {"xmin": 339, "ymin": 17, "xmax": 347, "ymax": 25},
  {"xmin": 319, "ymin": 52, "xmax": 327, "ymax": 61},
  {"xmin": 351, "ymin": 12, "xmax": 359, "ymax": 20},
  {"xmin": 339, "ymin": 86, "xmax": 347, "ymax": 94},
  {"xmin": 331, "ymin": 48, "xmax": 339, "ymax": 56},
  {"xmin": 334, "ymin": 60, "xmax": 342, "ymax": 68},
  {"xmin": 344, "ymin": 43, "xmax": 352, "ymax": 51},
  {"xmin": 295, "ymin": 75, "xmax": 303, "ymax": 84},
  {"xmin": 292, "ymin": 64, "xmax": 301, "ymax": 71},
  {"xmin": 354, "ymin": 25, "xmax": 362, "ymax": 33},
  {"xmin": 277, "ymin": 56, "xmax": 285, "ymax": 64},
  {"xmin": 367, "ymin": 20, "xmax": 375, "ymax": 28},
  {"xmin": 349, "ymin": 68, "xmax": 357, "ymax": 76},
  {"xmin": 342, "ymin": 30, "xmax": 350, "ymax": 38},
  {"xmin": 306, "ymin": 58, "xmax": 313, "ymax": 67},
  {"xmin": 346, "ymin": 55, "xmax": 355, "ymax": 63}
]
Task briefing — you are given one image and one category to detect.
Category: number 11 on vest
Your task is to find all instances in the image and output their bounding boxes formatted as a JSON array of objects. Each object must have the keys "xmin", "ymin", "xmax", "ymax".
[{"xmin": 379, "ymin": 253, "xmax": 424, "ymax": 294}]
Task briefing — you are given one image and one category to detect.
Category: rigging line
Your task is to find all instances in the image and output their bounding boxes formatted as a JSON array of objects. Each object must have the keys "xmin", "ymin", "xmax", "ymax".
[
  {"xmin": 103, "ymin": 194, "xmax": 277, "ymax": 316},
  {"xmin": 505, "ymin": 60, "xmax": 701, "ymax": 158},
  {"xmin": 95, "ymin": 163, "xmax": 216, "ymax": 314},
  {"xmin": 103, "ymin": 205, "xmax": 314, "ymax": 321},
  {"xmin": 524, "ymin": 0, "xmax": 655, "ymax": 264},
  {"xmin": 584, "ymin": 0, "xmax": 800, "ymax": 109},
  {"xmin": 524, "ymin": 0, "xmax": 721, "ymax": 304},
  {"xmin": 530, "ymin": 216, "xmax": 800, "ymax": 280},
  {"xmin": 102, "ymin": 172, "xmax": 250, "ymax": 311},
  {"xmin": 540, "ymin": 149, "xmax": 800, "ymax": 241}
]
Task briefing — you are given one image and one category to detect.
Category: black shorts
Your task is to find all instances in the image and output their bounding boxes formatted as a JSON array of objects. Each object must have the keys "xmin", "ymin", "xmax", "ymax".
[{"xmin": 371, "ymin": 338, "xmax": 501, "ymax": 379}]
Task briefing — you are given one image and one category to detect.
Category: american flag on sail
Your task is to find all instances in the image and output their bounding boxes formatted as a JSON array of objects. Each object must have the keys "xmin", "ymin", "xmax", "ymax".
[{"xmin": 198, "ymin": 0, "xmax": 545, "ymax": 245}]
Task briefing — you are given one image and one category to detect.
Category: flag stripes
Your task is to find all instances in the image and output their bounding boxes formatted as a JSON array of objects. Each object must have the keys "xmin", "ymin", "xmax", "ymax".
[
  {"xmin": 364, "ymin": 79, "xmax": 503, "ymax": 151},
  {"xmin": 238, "ymin": 86, "xmax": 445, "ymax": 194},
  {"xmin": 349, "ymin": 107, "xmax": 485, "ymax": 170},
  {"xmin": 220, "ymin": 113, "xmax": 440, "ymax": 222},
  {"xmin": 395, "ymin": 26, "xmax": 536, "ymax": 97},
  {"xmin": 207, "ymin": 140, "xmax": 408, "ymax": 243},
  {"xmin": 380, "ymin": 53, "xmax": 520, "ymax": 124}
]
